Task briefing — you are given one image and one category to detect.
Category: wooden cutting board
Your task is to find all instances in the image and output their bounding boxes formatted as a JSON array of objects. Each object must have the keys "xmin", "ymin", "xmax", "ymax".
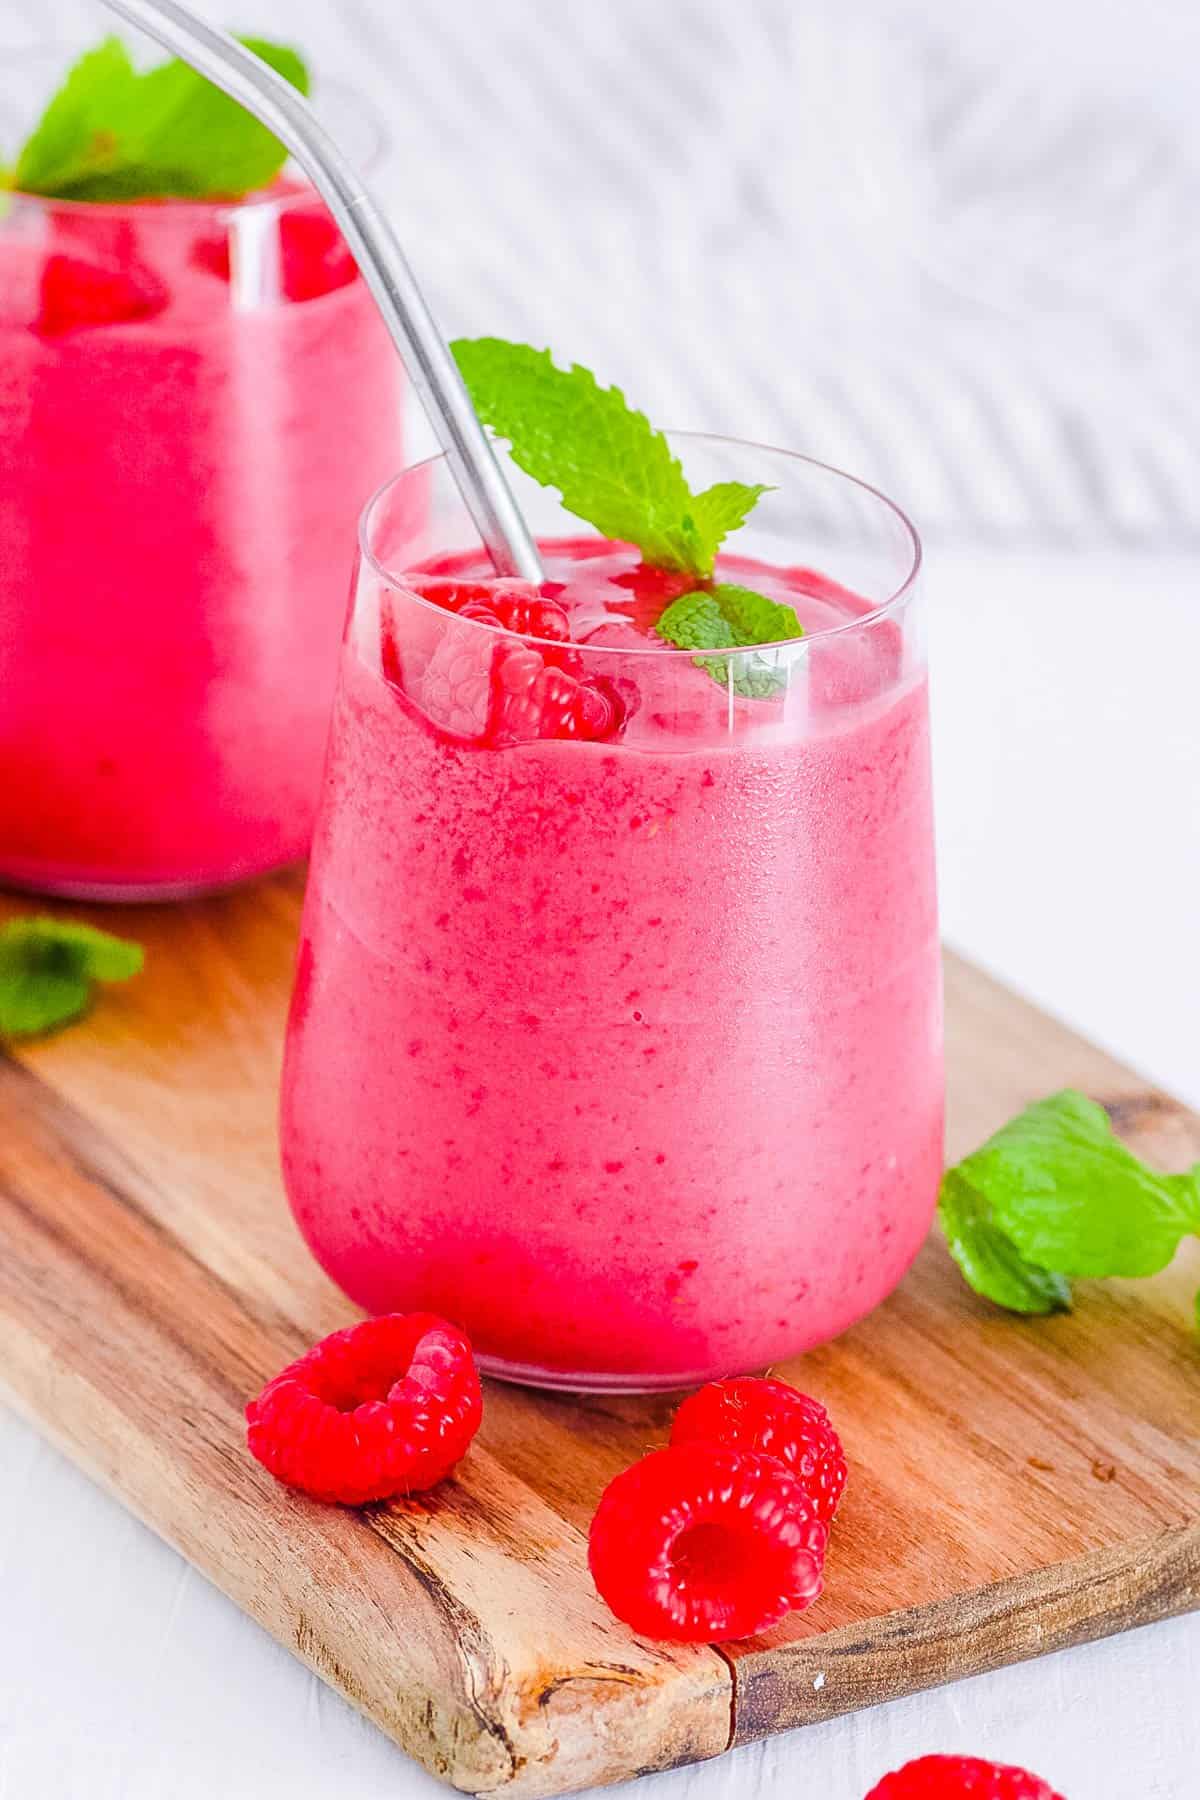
[{"xmin": 1, "ymin": 873, "xmax": 1198, "ymax": 1797}]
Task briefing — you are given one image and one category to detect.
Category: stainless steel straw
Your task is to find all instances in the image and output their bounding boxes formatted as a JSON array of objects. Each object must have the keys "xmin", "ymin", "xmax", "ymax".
[{"xmin": 100, "ymin": 0, "xmax": 544, "ymax": 582}]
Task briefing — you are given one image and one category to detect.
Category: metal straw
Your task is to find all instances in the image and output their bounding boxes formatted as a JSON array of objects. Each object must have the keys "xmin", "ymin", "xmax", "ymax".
[{"xmin": 101, "ymin": 0, "xmax": 544, "ymax": 582}]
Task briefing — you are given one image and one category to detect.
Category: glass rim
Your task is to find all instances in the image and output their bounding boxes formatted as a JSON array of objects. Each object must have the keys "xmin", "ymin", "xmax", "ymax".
[
  {"xmin": 0, "ymin": 67, "xmax": 387, "ymax": 218},
  {"xmin": 359, "ymin": 432, "xmax": 923, "ymax": 660}
]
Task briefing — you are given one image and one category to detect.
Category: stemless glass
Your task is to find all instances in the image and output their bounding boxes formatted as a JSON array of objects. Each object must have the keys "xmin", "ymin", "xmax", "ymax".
[
  {"xmin": 0, "ymin": 61, "xmax": 403, "ymax": 899},
  {"xmin": 281, "ymin": 439, "xmax": 943, "ymax": 1392}
]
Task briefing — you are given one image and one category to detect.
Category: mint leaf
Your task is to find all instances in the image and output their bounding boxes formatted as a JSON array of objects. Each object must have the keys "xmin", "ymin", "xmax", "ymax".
[
  {"xmin": 657, "ymin": 584, "xmax": 803, "ymax": 651},
  {"xmin": 653, "ymin": 590, "xmax": 737, "ymax": 651},
  {"xmin": 0, "ymin": 918, "xmax": 143, "ymax": 1039},
  {"xmin": 14, "ymin": 36, "xmax": 308, "ymax": 202},
  {"xmin": 688, "ymin": 481, "xmax": 772, "ymax": 550},
  {"xmin": 938, "ymin": 1168, "xmax": 1073, "ymax": 1315},
  {"xmin": 13, "ymin": 37, "xmax": 135, "ymax": 198},
  {"xmin": 656, "ymin": 582, "xmax": 802, "ymax": 697},
  {"xmin": 940, "ymin": 1088, "xmax": 1200, "ymax": 1317},
  {"xmin": 970, "ymin": 1090, "xmax": 1200, "ymax": 1278},
  {"xmin": 452, "ymin": 339, "xmax": 770, "ymax": 576}
]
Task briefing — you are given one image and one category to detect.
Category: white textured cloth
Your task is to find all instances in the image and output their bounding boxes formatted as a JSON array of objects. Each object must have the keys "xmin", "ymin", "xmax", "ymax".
[{"xmin": 9, "ymin": 0, "xmax": 1200, "ymax": 546}]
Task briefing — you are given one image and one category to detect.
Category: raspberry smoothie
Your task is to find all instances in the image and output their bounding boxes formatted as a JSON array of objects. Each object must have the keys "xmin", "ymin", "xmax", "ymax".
[
  {"xmin": 282, "ymin": 453, "xmax": 943, "ymax": 1390},
  {"xmin": 0, "ymin": 187, "xmax": 402, "ymax": 897}
]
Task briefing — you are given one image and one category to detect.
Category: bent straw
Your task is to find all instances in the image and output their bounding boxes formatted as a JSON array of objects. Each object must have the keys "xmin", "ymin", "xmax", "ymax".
[{"xmin": 100, "ymin": 0, "xmax": 544, "ymax": 581}]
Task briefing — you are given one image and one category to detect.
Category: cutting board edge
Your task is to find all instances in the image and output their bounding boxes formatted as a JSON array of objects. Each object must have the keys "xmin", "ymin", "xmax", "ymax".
[{"xmin": 729, "ymin": 1518, "xmax": 1200, "ymax": 1742}]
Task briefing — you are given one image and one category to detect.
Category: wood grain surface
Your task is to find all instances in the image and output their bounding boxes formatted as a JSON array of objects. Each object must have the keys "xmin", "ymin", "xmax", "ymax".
[{"xmin": 0, "ymin": 877, "xmax": 1197, "ymax": 1796}]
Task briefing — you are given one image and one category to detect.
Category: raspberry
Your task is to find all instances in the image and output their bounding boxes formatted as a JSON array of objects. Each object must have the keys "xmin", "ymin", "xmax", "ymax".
[
  {"xmin": 245, "ymin": 1313, "xmax": 482, "ymax": 1505},
  {"xmin": 408, "ymin": 575, "xmax": 628, "ymax": 747},
  {"xmin": 492, "ymin": 592, "xmax": 572, "ymax": 642},
  {"xmin": 420, "ymin": 631, "xmax": 497, "ymax": 737},
  {"xmin": 192, "ymin": 203, "xmax": 357, "ymax": 301},
  {"xmin": 671, "ymin": 1378, "xmax": 848, "ymax": 1527},
  {"xmin": 409, "ymin": 576, "xmax": 540, "ymax": 619},
  {"xmin": 865, "ymin": 1756, "xmax": 1066, "ymax": 1799},
  {"xmin": 36, "ymin": 253, "xmax": 168, "ymax": 335},
  {"xmin": 276, "ymin": 206, "xmax": 358, "ymax": 301},
  {"xmin": 588, "ymin": 1443, "xmax": 826, "ymax": 1642}
]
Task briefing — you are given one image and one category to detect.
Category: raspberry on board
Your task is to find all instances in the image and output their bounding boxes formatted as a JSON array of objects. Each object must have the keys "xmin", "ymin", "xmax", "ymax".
[
  {"xmin": 671, "ymin": 1377, "xmax": 848, "ymax": 1527},
  {"xmin": 245, "ymin": 1313, "xmax": 482, "ymax": 1505},
  {"xmin": 588, "ymin": 1442, "xmax": 827, "ymax": 1642},
  {"xmin": 865, "ymin": 1754, "xmax": 1067, "ymax": 1799}
]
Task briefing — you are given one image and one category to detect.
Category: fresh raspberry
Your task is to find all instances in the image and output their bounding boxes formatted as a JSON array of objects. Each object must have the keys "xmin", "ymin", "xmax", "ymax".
[
  {"xmin": 276, "ymin": 206, "xmax": 358, "ymax": 301},
  {"xmin": 671, "ymin": 1378, "xmax": 848, "ymax": 1527},
  {"xmin": 409, "ymin": 576, "xmax": 628, "ymax": 747},
  {"xmin": 865, "ymin": 1755, "xmax": 1066, "ymax": 1799},
  {"xmin": 245, "ymin": 1313, "xmax": 482, "ymax": 1505},
  {"xmin": 492, "ymin": 592, "xmax": 572, "ymax": 642},
  {"xmin": 408, "ymin": 576, "xmax": 540, "ymax": 619},
  {"xmin": 487, "ymin": 655, "xmax": 628, "ymax": 745},
  {"xmin": 419, "ymin": 629, "xmax": 497, "ymax": 736},
  {"xmin": 192, "ymin": 204, "xmax": 356, "ymax": 301},
  {"xmin": 36, "ymin": 254, "xmax": 168, "ymax": 335},
  {"xmin": 588, "ymin": 1443, "xmax": 826, "ymax": 1642}
]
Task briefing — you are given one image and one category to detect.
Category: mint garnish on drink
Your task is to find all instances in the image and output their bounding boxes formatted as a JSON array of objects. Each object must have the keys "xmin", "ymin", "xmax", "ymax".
[
  {"xmin": 656, "ymin": 584, "xmax": 804, "ymax": 651},
  {"xmin": 0, "ymin": 917, "xmax": 144, "ymax": 1038},
  {"xmin": 10, "ymin": 35, "xmax": 307, "ymax": 203},
  {"xmin": 451, "ymin": 339, "xmax": 804, "ymax": 668},
  {"xmin": 452, "ymin": 339, "xmax": 768, "ymax": 579},
  {"xmin": 939, "ymin": 1089, "xmax": 1200, "ymax": 1327}
]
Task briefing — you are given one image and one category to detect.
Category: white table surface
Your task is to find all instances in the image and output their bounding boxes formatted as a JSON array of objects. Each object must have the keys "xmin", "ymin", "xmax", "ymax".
[{"xmin": 5, "ymin": 0, "xmax": 1200, "ymax": 1793}]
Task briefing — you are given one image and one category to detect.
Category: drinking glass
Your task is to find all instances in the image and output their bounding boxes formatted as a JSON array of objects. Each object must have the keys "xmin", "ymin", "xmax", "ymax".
[
  {"xmin": 0, "ymin": 60, "xmax": 403, "ymax": 898},
  {"xmin": 281, "ymin": 438, "xmax": 942, "ymax": 1391}
]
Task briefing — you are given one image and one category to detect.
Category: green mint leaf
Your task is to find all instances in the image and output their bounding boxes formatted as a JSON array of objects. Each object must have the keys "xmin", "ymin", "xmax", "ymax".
[
  {"xmin": 0, "ymin": 917, "xmax": 143, "ymax": 1039},
  {"xmin": 451, "ymin": 339, "xmax": 770, "ymax": 576},
  {"xmin": 709, "ymin": 583, "xmax": 803, "ymax": 645},
  {"xmin": 453, "ymin": 339, "xmax": 699, "ymax": 571},
  {"xmin": 965, "ymin": 1090, "xmax": 1200, "ymax": 1279},
  {"xmin": 657, "ymin": 582, "xmax": 802, "ymax": 697},
  {"xmin": 702, "ymin": 658, "xmax": 789, "ymax": 700},
  {"xmin": 940, "ymin": 1088, "xmax": 1200, "ymax": 1316},
  {"xmin": 14, "ymin": 36, "xmax": 308, "ymax": 202},
  {"xmin": 13, "ymin": 37, "xmax": 136, "ymax": 197},
  {"xmin": 688, "ymin": 481, "xmax": 773, "ymax": 553},
  {"xmin": 938, "ymin": 1167, "xmax": 1073, "ymax": 1315},
  {"xmin": 653, "ymin": 590, "xmax": 738, "ymax": 651},
  {"xmin": 657, "ymin": 583, "xmax": 803, "ymax": 652}
]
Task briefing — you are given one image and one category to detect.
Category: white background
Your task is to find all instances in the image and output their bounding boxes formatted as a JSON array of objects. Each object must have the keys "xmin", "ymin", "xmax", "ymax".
[{"xmin": 3, "ymin": 0, "xmax": 1199, "ymax": 1795}]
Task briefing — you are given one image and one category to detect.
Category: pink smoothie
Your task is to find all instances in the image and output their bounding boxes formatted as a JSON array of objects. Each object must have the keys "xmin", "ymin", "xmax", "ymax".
[
  {"xmin": 281, "ymin": 538, "xmax": 943, "ymax": 1388},
  {"xmin": 0, "ymin": 190, "xmax": 402, "ymax": 898}
]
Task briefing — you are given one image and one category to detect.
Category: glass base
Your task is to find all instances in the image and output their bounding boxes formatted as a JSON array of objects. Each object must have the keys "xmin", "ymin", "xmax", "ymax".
[
  {"xmin": 476, "ymin": 1352, "xmax": 764, "ymax": 1396},
  {"xmin": 0, "ymin": 861, "xmax": 304, "ymax": 905}
]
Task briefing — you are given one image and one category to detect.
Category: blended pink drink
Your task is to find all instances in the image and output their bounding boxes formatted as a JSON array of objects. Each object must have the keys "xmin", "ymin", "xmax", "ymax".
[
  {"xmin": 282, "ymin": 443, "xmax": 942, "ymax": 1389},
  {"xmin": 0, "ymin": 184, "xmax": 401, "ymax": 897}
]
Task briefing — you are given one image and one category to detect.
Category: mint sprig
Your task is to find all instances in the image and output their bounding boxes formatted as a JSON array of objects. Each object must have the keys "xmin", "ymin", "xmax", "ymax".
[
  {"xmin": 657, "ymin": 584, "xmax": 803, "ymax": 651},
  {"xmin": 12, "ymin": 35, "xmax": 308, "ymax": 203},
  {"xmin": 939, "ymin": 1090, "xmax": 1200, "ymax": 1325},
  {"xmin": 0, "ymin": 917, "xmax": 143, "ymax": 1039},
  {"xmin": 655, "ymin": 583, "xmax": 803, "ymax": 697},
  {"xmin": 451, "ymin": 339, "xmax": 771, "ymax": 578}
]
